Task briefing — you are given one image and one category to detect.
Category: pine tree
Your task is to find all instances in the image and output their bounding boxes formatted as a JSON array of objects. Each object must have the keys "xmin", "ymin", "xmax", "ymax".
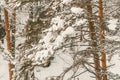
[
  {"xmin": 86, "ymin": 0, "xmax": 101, "ymax": 80},
  {"xmin": 3, "ymin": 0, "xmax": 119, "ymax": 80},
  {"xmin": 4, "ymin": 8, "xmax": 13, "ymax": 80},
  {"xmin": 98, "ymin": 0, "xmax": 107, "ymax": 80},
  {"xmin": 11, "ymin": 6, "xmax": 16, "ymax": 56}
]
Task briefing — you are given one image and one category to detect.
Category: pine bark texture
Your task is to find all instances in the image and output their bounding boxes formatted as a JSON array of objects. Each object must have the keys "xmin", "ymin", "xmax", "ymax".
[
  {"xmin": 86, "ymin": 0, "xmax": 101, "ymax": 80},
  {"xmin": 4, "ymin": 9, "xmax": 13, "ymax": 80},
  {"xmin": 98, "ymin": 0, "xmax": 107, "ymax": 80}
]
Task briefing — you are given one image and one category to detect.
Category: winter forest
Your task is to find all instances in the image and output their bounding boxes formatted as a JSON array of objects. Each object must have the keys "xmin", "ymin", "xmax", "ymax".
[{"xmin": 0, "ymin": 0, "xmax": 120, "ymax": 80}]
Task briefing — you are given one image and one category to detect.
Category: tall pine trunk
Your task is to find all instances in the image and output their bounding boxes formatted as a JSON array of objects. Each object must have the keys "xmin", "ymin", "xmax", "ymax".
[
  {"xmin": 86, "ymin": 0, "xmax": 101, "ymax": 80},
  {"xmin": 11, "ymin": 7, "xmax": 16, "ymax": 56},
  {"xmin": 98, "ymin": 0, "xmax": 107, "ymax": 80},
  {"xmin": 4, "ymin": 8, "xmax": 13, "ymax": 80}
]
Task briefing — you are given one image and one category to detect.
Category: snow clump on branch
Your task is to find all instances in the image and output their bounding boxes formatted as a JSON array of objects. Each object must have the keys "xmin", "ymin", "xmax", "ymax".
[{"xmin": 71, "ymin": 7, "xmax": 84, "ymax": 14}]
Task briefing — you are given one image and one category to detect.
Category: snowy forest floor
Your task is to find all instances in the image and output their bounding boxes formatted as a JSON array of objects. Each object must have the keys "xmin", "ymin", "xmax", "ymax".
[{"xmin": 0, "ymin": 53, "xmax": 120, "ymax": 80}]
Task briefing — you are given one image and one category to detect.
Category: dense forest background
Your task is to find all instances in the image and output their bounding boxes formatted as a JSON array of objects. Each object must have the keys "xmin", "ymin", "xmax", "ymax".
[{"xmin": 0, "ymin": 0, "xmax": 120, "ymax": 80}]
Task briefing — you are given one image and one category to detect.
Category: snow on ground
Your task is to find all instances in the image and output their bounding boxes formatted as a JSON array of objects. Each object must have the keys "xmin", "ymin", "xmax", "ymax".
[
  {"xmin": 35, "ymin": 53, "xmax": 94, "ymax": 80},
  {"xmin": 0, "ymin": 51, "xmax": 94, "ymax": 80},
  {"xmin": 0, "ymin": 55, "xmax": 9, "ymax": 80},
  {"xmin": 0, "ymin": 52, "xmax": 119, "ymax": 80},
  {"xmin": 109, "ymin": 54, "xmax": 120, "ymax": 75}
]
